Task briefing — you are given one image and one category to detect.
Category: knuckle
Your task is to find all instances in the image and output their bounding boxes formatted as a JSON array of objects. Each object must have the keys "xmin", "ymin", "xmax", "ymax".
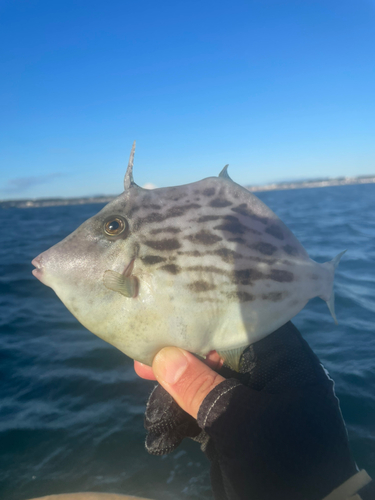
[{"xmin": 182, "ymin": 370, "xmax": 222, "ymax": 414}]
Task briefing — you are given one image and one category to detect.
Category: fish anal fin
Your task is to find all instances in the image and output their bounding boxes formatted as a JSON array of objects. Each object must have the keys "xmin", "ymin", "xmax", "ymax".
[
  {"xmin": 326, "ymin": 291, "xmax": 338, "ymax": 325},
  {"xmin": 103, "ymin": 270, "xmax": 139, "ymax": 298},
  {"xmin": 319, "ymin": 249, "xmax": 347, "ymax": 324},
  {"xmin": 217, "ymin": 346, "xmax": 247, "ymax": 372}
]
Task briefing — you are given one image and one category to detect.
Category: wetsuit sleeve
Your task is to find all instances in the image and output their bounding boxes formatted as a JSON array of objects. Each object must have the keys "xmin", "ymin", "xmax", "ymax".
[
  {"xmin": 144, "ymin": 322, "xmax": 365, "ymax": 499},
  {"xmin": 195, "ymin": 322, "xmax": 359, "ymax": 500},
  {"xmin": 197, "ymin": 379, "xmax": 357, "ymax": 500}
]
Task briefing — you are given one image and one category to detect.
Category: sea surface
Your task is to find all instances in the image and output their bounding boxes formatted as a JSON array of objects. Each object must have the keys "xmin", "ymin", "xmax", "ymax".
[{"xmin": 1, "ymin": 184, "xmax": 374, "ymax": 500}]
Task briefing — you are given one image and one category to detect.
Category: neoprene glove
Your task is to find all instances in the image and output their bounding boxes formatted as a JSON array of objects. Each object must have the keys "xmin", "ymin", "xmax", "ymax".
[{"xmin": 144, "ymin": 322, "xmax": 359, "ymax": 500}]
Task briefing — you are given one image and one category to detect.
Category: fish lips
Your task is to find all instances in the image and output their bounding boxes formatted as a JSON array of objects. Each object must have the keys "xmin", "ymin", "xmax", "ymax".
[{"xmin": 31, "ymin": 255, "xmax": 46, "ymax": 284}]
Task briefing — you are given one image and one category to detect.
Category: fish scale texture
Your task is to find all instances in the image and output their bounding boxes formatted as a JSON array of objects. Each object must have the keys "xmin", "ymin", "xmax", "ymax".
[{"xmin": 144, "ymin": 322, "xmax": 358, "ymax": 500}]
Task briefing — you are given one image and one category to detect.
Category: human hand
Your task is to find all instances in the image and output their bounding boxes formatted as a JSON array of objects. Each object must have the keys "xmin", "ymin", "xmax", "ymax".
[
  {"xmin": 134, "ymin": 348, "xmax": 224, "ymax": 419},
  {"xmin": 135, "ymin": 324, "xmax": 359, "ymax": 500}
]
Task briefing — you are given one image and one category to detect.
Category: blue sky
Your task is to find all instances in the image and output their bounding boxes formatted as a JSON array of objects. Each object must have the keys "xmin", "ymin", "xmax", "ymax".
[{"xmin": 1, "ymin": 0, "xmax": 374, "ymax": 199}]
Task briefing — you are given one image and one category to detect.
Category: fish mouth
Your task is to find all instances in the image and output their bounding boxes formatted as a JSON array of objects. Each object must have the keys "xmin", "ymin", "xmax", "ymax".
[{"xmin": 31, "ymin": 256, "xmax": 44, "ymax": 282}]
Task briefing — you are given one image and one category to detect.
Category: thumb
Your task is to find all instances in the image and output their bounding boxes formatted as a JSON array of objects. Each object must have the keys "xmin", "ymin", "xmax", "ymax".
[{"xmin": 152, "ymin": 347, "xmax": 225, "ymax": 419}]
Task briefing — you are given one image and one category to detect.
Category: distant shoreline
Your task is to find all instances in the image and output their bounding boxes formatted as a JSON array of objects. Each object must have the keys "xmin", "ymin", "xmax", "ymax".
[{"xmin": 1, "ymin": 175, "xmax": 374, "ymax": 209}]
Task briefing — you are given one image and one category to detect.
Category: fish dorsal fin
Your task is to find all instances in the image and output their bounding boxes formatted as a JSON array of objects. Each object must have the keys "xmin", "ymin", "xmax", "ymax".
[
  {"xmin": 103, "ymin": 270, "xmax": 139, "ymax": 298},
  {"xmin": 218, "ymin": 164, "xmax": 232, "ymax": 181},
  {"xmin": 124, "ymin": 141, "xmax": 137, "ymax": 190},
  {"xmin": 217, "ymin": 345, "xmax": 247, "ymax": 371}
]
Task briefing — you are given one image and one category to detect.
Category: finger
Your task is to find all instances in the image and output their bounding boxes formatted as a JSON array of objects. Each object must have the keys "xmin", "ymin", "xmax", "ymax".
[
  {"xmin": 134, "ymin": 361, "xmax": 157, "ymax": 380},
  {"xmin": 152, "ymin": 347, "xmax": 225, "ymax": 419},
  {"xmin": 204, "ymin": 350, "xmax": 224, "ymax": 370}
]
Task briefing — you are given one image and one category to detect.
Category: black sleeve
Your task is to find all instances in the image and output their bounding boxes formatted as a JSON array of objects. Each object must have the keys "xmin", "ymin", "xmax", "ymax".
[{"xmin": 196, "ymin": 322, "xmax": 358, "ymax": 500}]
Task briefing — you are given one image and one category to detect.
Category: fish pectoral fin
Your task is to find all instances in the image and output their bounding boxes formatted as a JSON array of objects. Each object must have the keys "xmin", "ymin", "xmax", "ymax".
[
  {"xmin": 217, "ymin": 346, "xmax": 247, "ymax": 372},
  {"xmin": 103, "ymin": 270, "xmax": 139, "ymax": 298}
]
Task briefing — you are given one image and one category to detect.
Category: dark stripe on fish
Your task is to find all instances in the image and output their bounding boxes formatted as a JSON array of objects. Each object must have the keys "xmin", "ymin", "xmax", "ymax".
[
  {"xmin": 185, "ymin": 230, "xmax": 222, "ymax": 245},
  {"xmin": 261, "ymin": 292, "xmax": 286, "ymax": 302},
  {"xmin": 227, "ymin": 291, "xmax": 255, "ymax": 302},
  {"xmin": 166, "ymin": 204, "xmax": 201, "ymax": 217},
  {"xmin": 177, "ymin": 249, "xmax": 276, "ymax": 265},
  {"xmin": 233, "ymin": 268, "xmax": 264, "ymax": 285},
  {"xmin": 160, "ymin": 264, "xmax": 181, "ymax": 274},
  {"xmin": 150, "ymin": 227, "xmax": 181, "ymax": 235},
  {"xmin": 135, "ymin": 204, "xmax": 201, "ymax": 229},
  {"xmin": 144, "ymin": 238, "xmax": 181, "ymax": 251},
  {"xmin": 269, "ymin": 269, "xmax": 293, "ymax": 282},
  {"xmin": 187, "ymin": 280, "xmax": 217, "ymax": 292},
  {"xmin": 177, "ymin": 250, "xmax": 202, "ymax": 257},
  {"xmin": 252, "ymin": 242, "xmax": 278, "ymax": 255},
  {"xmin": 185, "ymin": 265, "xmax": 227, "ymax": 275},
  {"xmin": 203, "ymin": 188, "xmax": 215, "ymax": 196},
  {"xmin": 231, "ymin": 204, "xmax": 268, "ymax": 225},
  {"xmin": 265, "ymin": 224, "xmax": 284, "ymax": 240},
  {"xmin": 210, "ymin": 248, "xmax": 243, "ymax": 263},
  {"xmin": 213, "ymin": 220, "xmax": 245, "ymax": 235},
  {"xmin": 141, "ymin": 255, "xmax": 167, "ymax": 265},
  {"xmin": 283, "ymin": 244, "xmax": 298, "ymax": 256},
  {"xmin": 209, "ymin": 198, "xmax": 233, "ymax": 208},
  {"xmin": 197, "ymin": 215, "xmax": 240, "ymax": 223}
]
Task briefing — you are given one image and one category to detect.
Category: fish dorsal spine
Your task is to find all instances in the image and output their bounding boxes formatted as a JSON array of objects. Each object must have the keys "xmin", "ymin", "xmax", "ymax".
[{"xmin": 124, "ymin": 141, "xmax": 137, "ymax": 190}]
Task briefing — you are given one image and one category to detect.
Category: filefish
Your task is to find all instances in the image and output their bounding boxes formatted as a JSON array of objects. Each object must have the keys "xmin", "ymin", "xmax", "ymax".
[{"xmin": 32, "ymin": 143, "xmax": 345, "ymax": 370}]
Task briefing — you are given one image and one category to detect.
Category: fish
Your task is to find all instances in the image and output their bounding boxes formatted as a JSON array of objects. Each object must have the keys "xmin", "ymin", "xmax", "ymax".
[{"xmin": 32, "ymin": 142, "xmax": 345, "ymax": 370}]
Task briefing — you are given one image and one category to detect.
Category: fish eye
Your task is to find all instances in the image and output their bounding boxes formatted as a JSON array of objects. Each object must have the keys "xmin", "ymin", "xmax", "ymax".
[{"xmin": 104, "ymin": 216, "xmax": 127, "ymax": 236}]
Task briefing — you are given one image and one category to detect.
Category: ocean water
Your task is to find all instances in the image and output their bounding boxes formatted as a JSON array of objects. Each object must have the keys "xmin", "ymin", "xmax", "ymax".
[{"xmin": 1, "ymin": 184, "xmax": 374, "ymax": 500}]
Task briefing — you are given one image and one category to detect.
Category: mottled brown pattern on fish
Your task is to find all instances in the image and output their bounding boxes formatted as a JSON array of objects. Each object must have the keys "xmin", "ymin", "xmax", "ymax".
[
  {"xmin": 231, "ymin": 204, "xmax": 268, "ymax": 225},
  {"xmin": 283, "ymin": 244, "xmax": 298, "ymax": 256},
  {"xmin": 228, "ymin": 237, "xmax": 246, "ymax": 244},
  {"xmin": 211, "ymin": 248, "xmax": 243, "ymax": 263},
  {"xmin": 141, "ymin": 255, "xmax": 167, "ymax": 265},
  {"xmin": 227, "ymin": 291, "xmax": 255, "ymax": 302},
  {"xmin": 209, "ymin": 198, "xmax": 233, "ymax": 208},
  {"xmin": 135, "ymin": 212, "xmax": 165, "ymax": 228},
  {"xmin": 194, "ymin": 297, "xmax": 225, "ymax": 303},
  {"xmin": 142, "ymin": 204, "xmax": 162, "ymax": 210},
  {"xmin": 177, "ymin": 249, "xmax": 277, "ymax": 266},
  {"xmin": 185, "ymin": 265, "xmax": 228, "ymax": 275},
  {"xmin": 252, "ymin": 242, "xmax": 278, "ymax": 256},
  {"xmin": 269, "ymin": 269, "xmax": 293, "ymax": 282},
  {"xmin": 233, "ymin": 268, "xmax": 264, "ymax": 285},
  {"xmin": 187, "ymin": 280, "xmax": 217, "ymax": 292},
  {"xmin": 248, "ymin": 255, "xmax": 277, "ymax": 265},
  {"xmin": 203, "ymin": 187, "xmax": 215, "ymax": 196},
  {"xmin": 185, "ymin": 230, "xmax": 222, "ymax": 246},
  {"xmin": 265, "ymin": 224, "xmax": 284, "ymax": 240},
  {"xmin": 128, "ymin": 205, "xmax": 142, "ymax": 216},
  {"xmin": 167, "ymin": 203, "xmax": 201, "ymax": 217},
  {"xmin": 150, "ymin": 227, "xmax": 181, "ymax": 235},
  {"xmin": 135, "ymin": 203, "xmax": 201, "ymax": 229},
  {"xmin": 144, "ymin": 238, "xmax": 181, "ymax": 251},
  {"xmin": 213, "ymin": 219, "xmax": 246, "ymax": 235},
  {"xmin": 159, "ymin": 264, "xmax": 181, "ymax": 274},
  {"xmin": 177, "ymin": 250, "xmax": 202, "ymax": 257},
  {"xmin": 281, "ymin": 259, "xmax": 293, "ymax": 266},
  {"xmin": 261, "ymin": 292, "xmax": 287, "ymax": 302},
  {"xmin": 197, "ymin": 214, "xmax": 236, "ymax": 223}
]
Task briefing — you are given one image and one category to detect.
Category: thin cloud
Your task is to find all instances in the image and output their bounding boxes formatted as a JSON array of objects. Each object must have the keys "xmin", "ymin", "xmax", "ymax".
[
  {"xmin": 2, "ymin": 173, "xmax": 64, "ymax": 193},
  {"xmin": 142, "ymin": 182, "xmax": 157, "ymax": 190}
]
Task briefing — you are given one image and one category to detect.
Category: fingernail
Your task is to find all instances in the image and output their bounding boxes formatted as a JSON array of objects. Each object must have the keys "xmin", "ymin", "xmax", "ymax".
[{"xmin": 153, "ymin": 347, "xmax": 189, "ymax": 385}]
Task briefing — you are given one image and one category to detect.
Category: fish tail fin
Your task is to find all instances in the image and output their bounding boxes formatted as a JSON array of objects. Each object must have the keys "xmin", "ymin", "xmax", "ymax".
[{"xmin": 319, "ymin": 250, "xmax": 347, "ymax": 325}]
